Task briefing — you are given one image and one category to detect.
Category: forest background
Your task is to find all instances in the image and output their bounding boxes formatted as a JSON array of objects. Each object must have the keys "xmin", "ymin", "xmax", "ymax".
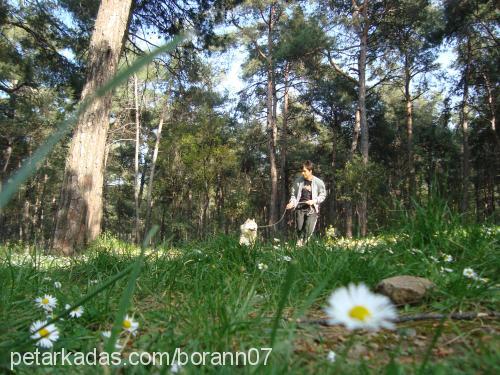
[{"xmin": 0, "ymin": 0, "xmax": 497, "ymax": 251}]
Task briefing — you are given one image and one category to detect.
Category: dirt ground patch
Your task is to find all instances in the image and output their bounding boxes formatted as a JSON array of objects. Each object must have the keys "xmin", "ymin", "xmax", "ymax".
[{"xmin": 292, "ymin": 310, "xmax": 499, "ymax": 366}]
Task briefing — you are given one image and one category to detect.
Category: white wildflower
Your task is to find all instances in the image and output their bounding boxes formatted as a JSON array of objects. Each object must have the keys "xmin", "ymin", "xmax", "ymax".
[{"xmin": 325, "ymin": 283, "xmax": 397, "ymax": 331}]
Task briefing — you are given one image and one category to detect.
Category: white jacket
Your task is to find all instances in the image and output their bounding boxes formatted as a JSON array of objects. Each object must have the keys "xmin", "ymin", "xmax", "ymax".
[{"xmin": 288, "ymin": 175, "xmax": 327, "ymax": 213}]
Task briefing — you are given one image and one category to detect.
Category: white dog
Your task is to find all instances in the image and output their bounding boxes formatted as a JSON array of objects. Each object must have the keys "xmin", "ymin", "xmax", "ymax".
[{"xmin": 239, "ymin": 218, "xmax": 258, "ymax": 246}]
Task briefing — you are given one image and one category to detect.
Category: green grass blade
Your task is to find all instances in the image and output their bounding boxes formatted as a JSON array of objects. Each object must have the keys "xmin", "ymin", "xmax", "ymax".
[
  {"xmin": 104, "ymin": 225, "xmax": 159, "ymax": 353},
  {"xmin": 270, "ymin": 263, "xmax": 296, "ymax": 346}
]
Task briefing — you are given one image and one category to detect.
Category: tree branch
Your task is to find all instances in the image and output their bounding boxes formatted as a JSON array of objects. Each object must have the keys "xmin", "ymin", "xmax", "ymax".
[{"xmin": 296, "ymin": 311, "xmax": 500, "ymax": 326}]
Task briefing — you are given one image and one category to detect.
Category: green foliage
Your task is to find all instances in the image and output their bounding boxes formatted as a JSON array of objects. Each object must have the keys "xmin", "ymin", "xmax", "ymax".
[{"xmin": 335, "ymin": 155, "xmax": 386, "ymax": 203}]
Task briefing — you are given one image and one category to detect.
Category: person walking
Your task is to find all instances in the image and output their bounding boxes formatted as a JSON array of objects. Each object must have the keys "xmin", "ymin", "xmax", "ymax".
[{"xmin": 286, "ymin": 160, "xmax": 327, "ymax": 246}]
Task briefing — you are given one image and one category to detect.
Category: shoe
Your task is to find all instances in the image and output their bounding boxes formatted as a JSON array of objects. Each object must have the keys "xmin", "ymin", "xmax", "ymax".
[{"xmin": 297, "ymin": 239, "xmax": 304, "ymax": 247}]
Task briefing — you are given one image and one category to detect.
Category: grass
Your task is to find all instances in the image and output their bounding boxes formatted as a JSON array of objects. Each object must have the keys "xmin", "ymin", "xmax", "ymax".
[{"xmin": 0, "ymin": 218, "xmax": 498, "ymax": 373}]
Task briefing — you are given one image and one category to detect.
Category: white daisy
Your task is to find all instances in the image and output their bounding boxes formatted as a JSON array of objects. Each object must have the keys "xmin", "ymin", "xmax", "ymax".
[
  {"xmin": 325, "ymin": 283, "xmax": 397, "ymax": 331},
  {"xmin": 463, "ymin": 268, "xmax": 477, "ymax": 279},
  {"xmin": 30, "ymin": 320, "xmax": 59, "ymax": 348},
  {"xmin": 54, "ymin": 281, "xmax": 62, "ymax": 289},
  {"xmin": 273, "ymin": 238, "xmax": 280, "ymax": 243},
  {"xmin": 327, "ymin": 350, "xmax": 336, "ymax": 363},
  {"xmin": 257, "ymin": 263, "xmax": 268, "ymax": 271},
  {"xmin": 35, "ymin": 295, "xmax": 57, "ymax": 311},
  {"xmin": 122, "ymin": 315, "xmax": 139, "ymax": 335},
  {"xmin": 65, "ymin": 304, "xmax": 84, "ymax": 318},
  {"xmin": 443, "ymin": 255, "xmax": 453, "ymax": 263},
  {"xmin": 282, "ymin": 256, "xmax": 292, "ymax": 262},
  {"xmin": 440, "ymin": 266, "xmax": 453, "ymax": 273},
  {"xmin": 89, "ymin": 279, "xmax": 99, "ymax": 285}
]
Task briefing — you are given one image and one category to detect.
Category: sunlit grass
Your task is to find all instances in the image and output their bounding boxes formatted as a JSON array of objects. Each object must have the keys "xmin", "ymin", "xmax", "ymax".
[{"xmin": 0, "ymin": 221, "xmax": 498, "ymax": 373}]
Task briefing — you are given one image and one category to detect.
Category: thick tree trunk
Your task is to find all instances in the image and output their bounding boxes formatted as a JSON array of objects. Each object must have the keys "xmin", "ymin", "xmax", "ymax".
[
  {"xmin": 267, "ymin": 4, "xmax": 278, "ymax": 228},
  {"xmin": 52, "ymin": 0, "xmax": 133, "ymax": 254}
]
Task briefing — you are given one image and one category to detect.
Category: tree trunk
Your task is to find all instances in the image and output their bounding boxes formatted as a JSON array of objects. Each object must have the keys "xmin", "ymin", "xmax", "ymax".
[
  {"xmin": 482, "ymin": 72, "xmax": 497, "ymax": 140},
  {"xmin": 52, "ymin": 0, "xmax": 133, "ymax": 255},
  {"xmin": 202, "ymin": 181, "xmax": 210, "ymax": 238},
  {"xmin": 356, "ymin": 0, "xmax": 369, "ymax": 237},
  {"xmin": 133, "ymin": 74, "xmax": 141, "ymax": 243},
  {"xmin": 279, "ymin": 62, "xmax": 290, "ymax": 230},
  {"xmin": 0, "ymin": 138, "xmax": 13, "ymax": 239},
  {"xmin": 267, "ymin": 4, "xmax": 278, "ymax": 229},
  {"xmin": 460, "ymin": 38, "xmax": 471, "ymax": 214},
  {"xmin": 22, "ymin": 195, "xmax": 30, "ymax": 242},
  {"xmin": 138, "ymin": 159, "xmax": 147, "ymax": 208},
  {"xmin": 405, "ymin": 57, "xmax": 415, "ymax": 206},
  {"xmin": 482, "ymin": 72, "xmax": 499, "ymax": 218},
  {"xmin": 346, "ymin": 109, "xmax": 361, "ymax": 238},
  {"xmin": 37, "ymin": 173, "xmax": 49, "ymax": 242},
  {"xmin": 144, "ymin": 97, "xmax": 169, "ymax": 235},
  {"xmin": 216, "ymin": 172, "xmax": 225, "ymax": 234},
  {"xmin": 329, "ymin": 113, "xmax": 339, "ymax": 227}
]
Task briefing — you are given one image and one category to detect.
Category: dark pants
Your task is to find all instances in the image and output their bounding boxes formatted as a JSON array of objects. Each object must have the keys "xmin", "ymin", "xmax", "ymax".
[{"xmin": 295, "ymin": 206, "xmax": 318, "ymax": 242}]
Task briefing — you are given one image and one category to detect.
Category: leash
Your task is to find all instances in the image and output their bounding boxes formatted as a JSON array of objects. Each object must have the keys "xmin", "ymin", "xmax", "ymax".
[{"xmin": 257, "ymin": 208, "xmax": 289, "ymax": 228}]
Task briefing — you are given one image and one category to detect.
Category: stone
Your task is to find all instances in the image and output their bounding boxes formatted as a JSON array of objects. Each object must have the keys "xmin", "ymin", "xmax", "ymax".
[{"xmin": 376, "ymin": 276, "xmax": 435, "ymax": 305}]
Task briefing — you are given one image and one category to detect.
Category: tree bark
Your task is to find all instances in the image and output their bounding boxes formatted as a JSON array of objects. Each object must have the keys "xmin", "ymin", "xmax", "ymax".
[
  {"xmin": 144, "ymin": 97, "xmax": 169, "ymax": 236},
  {"xmin": 405, "ymin": 56, "xmax": 415, "ymax": 206},
  {"xmin": 482, "ymin": 72, "xmax": 499, "ymax": 218},
  {"xmin": 356, "ymin": 0, "xmax": 369, "ymax": 237},
  {"xmin": 329, "ymin": 113, "xmax": 339, "ymax": 227},
  {"xmin": 52, "ymin": 0, "xmax": 133, "ymax": 254},
  {"xmin": 267, "ymin": 4, "xmax": 279, "ymax": 229},
  {"xmin": 460, "ymin": 38, "xmax": 471, "ymax": 214},
  {"xmin": 133, "ymin": 74, "xmax": 141, "ymax": 243},
  {"xmin": 346, "ymin": 109, "xmax": 361, "ymax": 238},
  {"xmin": 279, "ymin": 62, "xmax": 290, "ymax": 230},
  {"xmin": 0, "ymin": 138, "xmax": 13, "ymax": 238}
]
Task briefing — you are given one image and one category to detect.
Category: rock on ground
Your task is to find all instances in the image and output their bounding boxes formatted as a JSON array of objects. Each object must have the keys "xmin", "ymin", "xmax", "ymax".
[{"xmin": 376, "ymin": 276, "xmax": 435, "ymax": 305}]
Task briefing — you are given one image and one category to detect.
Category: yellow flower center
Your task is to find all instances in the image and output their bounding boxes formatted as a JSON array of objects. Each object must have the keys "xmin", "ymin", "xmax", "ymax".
[
  {"xmin": 348, "ymin": 305, "xmax": 371, "ymax": 322},
  {"xmin": 42, "ymin": 298, "xmax": 49, "ymax": 305},
  {"xmin": 39, "ymin": 328, "xmax": 50, "ymax": 338},
  {"xmin": 123, "ymin": 320, "xmax": 132, "ymax": 329}
]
